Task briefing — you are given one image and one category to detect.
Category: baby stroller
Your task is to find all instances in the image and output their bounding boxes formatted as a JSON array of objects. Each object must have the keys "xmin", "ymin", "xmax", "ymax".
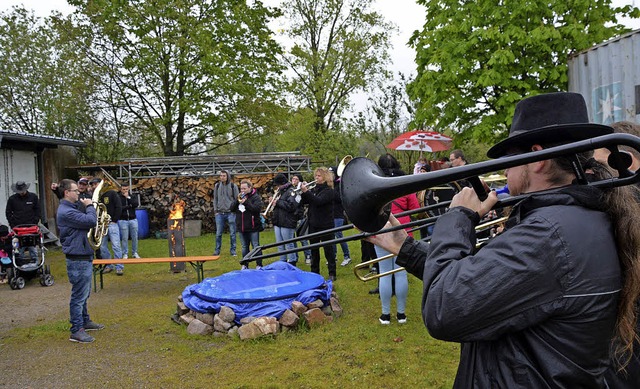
[{"xmin": 5, "ymin": 224, "xmax": 54, "ymax": 290}]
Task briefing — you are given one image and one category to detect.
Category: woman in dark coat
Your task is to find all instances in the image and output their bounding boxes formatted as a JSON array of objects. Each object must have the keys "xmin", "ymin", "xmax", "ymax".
[
  {"xmin": 231, "ymin": 180, "xmax": 263, "ymax": 269},
  {"xmin": 300, "ymin": 167, "xmax": 336, "ymax": 280}
]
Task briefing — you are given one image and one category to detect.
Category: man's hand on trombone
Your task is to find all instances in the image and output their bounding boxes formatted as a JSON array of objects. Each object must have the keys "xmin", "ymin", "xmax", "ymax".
[
  {"xmin": 365, "ymin": 214, "xmax": 407, "ymax": 256},
  {"xmin": 450, "ymin": 187, "xmax": 499, "ymax": 219}
]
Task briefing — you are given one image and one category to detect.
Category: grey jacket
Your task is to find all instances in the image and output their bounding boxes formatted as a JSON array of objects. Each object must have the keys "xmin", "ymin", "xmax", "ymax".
[
  {"xmin": 213, "ymin": 170, "xmax": 239, "ymax": 213},
  {"xmin": 398, "ymin": 186, "xmax": 620, "ymax": 388}
]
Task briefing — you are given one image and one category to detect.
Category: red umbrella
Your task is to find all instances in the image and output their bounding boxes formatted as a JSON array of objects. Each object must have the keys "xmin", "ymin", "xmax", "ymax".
[{"xmin": 387, "ymin": 130, "xmax": 453, "ymax": 153}]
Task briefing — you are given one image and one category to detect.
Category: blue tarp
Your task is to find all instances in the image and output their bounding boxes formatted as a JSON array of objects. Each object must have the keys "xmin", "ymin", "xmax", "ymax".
[{"xmin": 182, "ymin": 262, "xmax": 332, "ymax": 323}]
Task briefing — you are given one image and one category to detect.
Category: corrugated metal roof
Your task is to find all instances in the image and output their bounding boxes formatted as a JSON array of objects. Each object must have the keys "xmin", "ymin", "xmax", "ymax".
[
  {"xmin": 0, "ymin": 129, "xmax": 85, "ymax": 148},
  {"xmin": 569, "ymin": 29, "xmax": 640, "ymax": 59}
]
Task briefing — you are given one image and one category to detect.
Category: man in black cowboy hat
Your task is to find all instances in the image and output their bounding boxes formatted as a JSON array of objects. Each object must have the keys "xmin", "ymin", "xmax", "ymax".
[{"xmin": 368, "ymin": 92, "xmax": 640, "ymax": 387}]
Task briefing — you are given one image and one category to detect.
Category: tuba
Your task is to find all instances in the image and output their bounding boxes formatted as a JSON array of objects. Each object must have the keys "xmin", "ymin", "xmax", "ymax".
[{"xmin": 87, "ymin": 175, "xmax": 119, "ymax": 250}]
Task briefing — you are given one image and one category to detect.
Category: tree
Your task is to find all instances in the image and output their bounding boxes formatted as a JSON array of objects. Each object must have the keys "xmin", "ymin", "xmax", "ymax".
[
  {"xmin": 282, "ymin": 0, "xmax": 395, "ymax": 140},
  {"xmin": 408, "ymin": 0, "xmax": 640, "ymax": 144},
  {"xmin": 0, "ymin": 7, "xmax": 96, "ymax": 142},
  {"xmin": 70, "ymin": 0, "xmax": 284, "ymax": 156}
]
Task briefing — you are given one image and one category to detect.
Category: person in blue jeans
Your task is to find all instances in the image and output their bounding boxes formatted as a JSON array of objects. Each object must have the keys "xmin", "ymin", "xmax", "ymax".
[
  {"xmin": 55, "ymin": 179, "xmax": 105, "ymax": 343},
  {"xmin": 90, "ymin": 178, "xmax": 124, "ymax": 275},
  {"xmin": 231, "ymin": 180, "xmax": 264, "ymax": 269},
  {"xmin": 328, "ymin": 169, "xmax": 351, "ymax": 266},
  {"xmin": 213, "ymin": 170, "xmax": 238, "ymax": 256},
  {"xmin": 117, "ymin": 183, "xmax": 140, "ymax": 259}
]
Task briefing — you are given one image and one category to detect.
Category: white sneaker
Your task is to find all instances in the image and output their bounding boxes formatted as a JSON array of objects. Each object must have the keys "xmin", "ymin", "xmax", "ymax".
[
  {"xmin": 340, "ymin": 257, "xmax": 352, "ymax": 266},
  {"xmin": 256, "ymin": 265, "xmax": 263, "ymax": 270},
  {"xmin": 241, "ymin": 265, "xmax": 248, "ymax": 270},
  {"xmin": 132, "ymin": 253, "xmax": 140, "ymax": 258},
  {"xmin": 305, "ymin": 257, "xmax": 311, "ymax": 265},
  {"xmin": 122, "ymin": 254, "xmax": 128, "ymax": 259}
]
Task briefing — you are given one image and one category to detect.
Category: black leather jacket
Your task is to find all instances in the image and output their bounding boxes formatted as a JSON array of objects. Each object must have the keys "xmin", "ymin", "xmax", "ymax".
[
  {"xmin": 398, "ymin": 186, "xmax": 620, "ymax": 388},
  {"xmin": 271, "ymin": 184, "xmax": 300, "ymax": 229}
]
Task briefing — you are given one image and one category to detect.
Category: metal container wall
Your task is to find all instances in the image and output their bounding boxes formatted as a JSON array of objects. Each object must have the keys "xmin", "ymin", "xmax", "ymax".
[{"xmin": 568, "ymin": 29, "xmax": 640, "ymax": 124}]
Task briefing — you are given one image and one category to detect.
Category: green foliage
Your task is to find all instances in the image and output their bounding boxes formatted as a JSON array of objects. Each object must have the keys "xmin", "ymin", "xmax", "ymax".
[
  {"xmin": 282, "ymin": 0, "xmax": 395, "ymax": 134},
  {"xmin": 68, "ymin": 0, "xmax": 285, "ymax": 157},
  {"xmin": 408, "ymin": 0, "xmax": 638, "ymax": 145}
]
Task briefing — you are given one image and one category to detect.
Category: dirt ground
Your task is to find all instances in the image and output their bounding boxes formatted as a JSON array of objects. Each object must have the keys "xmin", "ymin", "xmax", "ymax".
[{"xmin": 0, "ymin": 276, "xmax": 70, "ymax": 332}]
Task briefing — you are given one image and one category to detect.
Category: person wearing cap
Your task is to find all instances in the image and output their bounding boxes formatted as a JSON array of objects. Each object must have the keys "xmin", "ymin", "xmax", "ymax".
[
  {"xmin": 367, "ymin": 92, "xmax": 640, "ymax": 387},
  {"xmin": 77, "ymin": 178, "xmax": 91, "ymax": 200},
  {"xmin": 270, "ymin": 173, "xmax": 300, "ymax": 265},
  {"xmin": 5, "ymin": 181, "xmax": 41, "ymax": 261}
]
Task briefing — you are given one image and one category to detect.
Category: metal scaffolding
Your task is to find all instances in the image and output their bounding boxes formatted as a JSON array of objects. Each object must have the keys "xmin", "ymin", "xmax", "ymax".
[{"xmin": 75, "ymin": 152, "xmax": 312, "ymax": 180}]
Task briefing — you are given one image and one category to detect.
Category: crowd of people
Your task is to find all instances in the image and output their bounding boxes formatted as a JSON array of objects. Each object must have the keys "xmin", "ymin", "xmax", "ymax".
[{"xmin": 4, "ymin": 91, "xmax": 640, "ymax": 388}]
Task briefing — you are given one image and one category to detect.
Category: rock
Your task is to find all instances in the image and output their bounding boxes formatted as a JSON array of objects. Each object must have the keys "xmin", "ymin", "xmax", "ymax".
[
  {"xmin": 303, "ymin": 308, "xmax": 329, "ymax": 328},
  {"xmin": 195, "ymin": 312, "xmax": 215, "ymax": 326},
  {"xmin": 180, "ymin": 313, "xmax": 195, "ymax": 325},
  {"xmin": 177, "ymin": 295, "xmax": 183, "ymax": 302},
  {"xmin": 330, "ymin": 296, "xmax": 343, "ymax": 318},
  {"xmin": 186, "ymin": 319, "xmax": 213, "ymax": 335},
  {"xmin": 227, "ymin": 326, "xmax": 239, "ymax": 337},
  {"xmin": 330, "ymin": 290, "xmax": 337, "ymax": 298},
  {"xmin": 214, "ymin": 314, "xmax": 233, "ymax": 332},
  {"xmin": 238, "ymin": 317, "xmax": 279, "ymax": 340},
  {"xmin": 218, "ymin": 306, "xmax": 235, "ymax": 323},
  {"xmin": 213, "ymin": 331, "xmax": 226, "ymax": 337},
  {"xmin": 176, "ymin": 301, "xmax": 189, "ymax": 315},
  {"xmin": 240, "ymin": 316, "xmax": 257, "ymax": 325},
  {"xmin": 291, "ymin": 301, "xmax": 307, "ymax": 316},
  {"xmin": 279, "ymin": 309, "xmax": 299, "ymax": 327},
  {"xmin": 321, "ymin": 305, "xmax": 333, "ymax": 316},
  {"xmin": 306, "ymin": 299, "xmax": 324, "ymax": 309}
]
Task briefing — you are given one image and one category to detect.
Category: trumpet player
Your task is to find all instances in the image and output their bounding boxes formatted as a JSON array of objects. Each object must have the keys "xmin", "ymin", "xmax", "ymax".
[
  {"xmin": 300, "ymin": 167, "xmax": 337, "ymax": 281},
  {"xmin": 270, "ymin": 173, "xmax": 301, "ymax": 266},
  {"xmin": 231, "ymin": 180, "xmax": 264, "ymax": 269},
  {"xmin": 367, "ymin": 92, "xmax": 640, "ymax": 387},
  {"xmin": 56, "ymin": 179, "xmax": 105, "ymax": 343}
]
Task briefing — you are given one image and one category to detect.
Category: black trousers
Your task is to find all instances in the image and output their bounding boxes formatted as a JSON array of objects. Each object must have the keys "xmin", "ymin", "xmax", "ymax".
[{"xmin": 308, "ymin": 225, "xmax": 336, "ymax": 277}]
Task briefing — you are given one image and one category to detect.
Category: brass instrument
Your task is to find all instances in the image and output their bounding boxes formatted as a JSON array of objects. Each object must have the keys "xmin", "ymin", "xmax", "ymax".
[
  {"xmin": 291, "ymin": 180, "xmax": 317, "ymax": 195},
  {"xmin": 261, "ymin": 188, "xmax": 281, "ymax": 218},
  {"xmin": 238, "ymin": 192, "xmax": 246, "ymax": 202},
  {"xmin": 87, "ymin": 180, "xmax": 111, "ymax": 250},
  {"xmin": 336, "ymin": 155, "xmax": 353, "ymax": 177},
  {"xmin": 353, "ymin": 216, "xmax": 509, "ymax": 282},
  {"xmin": 239, "ymin": 134, "xmax": 640, "ymax": 273}
]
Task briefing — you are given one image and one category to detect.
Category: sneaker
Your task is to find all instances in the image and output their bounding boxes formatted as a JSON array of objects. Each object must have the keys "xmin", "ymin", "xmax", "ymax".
[
  {"xmin": 122, "ymin": 254, "xmax": 128, "ymax": 259},
  {"xmin": 213, "ymin": 251, "xmax": 220, "ymax": 256},
  {"xmin": 241, "ymin": 265, "xmax": 248, "ymax": 270},
  {"xmin": 340, "ymin": 257, "xmax": 352, "ymax": 266},
  {"xmin": 397, "ymin": 313, "xmax": 407, "ymax": 324},
  {"xmin": 379, "ymin": 314, "xmax": 391, "ymax": 325},
  {"xmin": 231, "ymin": 253, "xmax": 237, "ymax": 257},
  {"xmin": 132, "ymin": 253, "xmax": 140, "ymax": 259},
  {"xmin": 116, "ymin": 268, "xmax": 123, "ymax": 276},
  {"xmin": 305, "ymin": 257, "xmax": 311, "ymax": 265},
  {"xmin": 256, "ymin": 265, "xmax": 263, "ymax": 270},
  {"xmin": 368, "ymin": 287, "xmax": 380, "ymax": 295},
  {"xmin": 102, "ymin": 266, "xmax": 113, "ymax": 274},
  {"xmin": 69, "ymin": 329, "xmax": 95, "ymax": 343},
  {"xmin": 84, "ymin": 321, "xmax": 105, "ymax": 331}
]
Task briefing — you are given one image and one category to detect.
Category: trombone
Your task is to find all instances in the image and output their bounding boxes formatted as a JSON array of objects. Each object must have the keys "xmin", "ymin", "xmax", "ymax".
[
  {"xmin": 240, "ymin": 134, "xmax": 640, "ymax": 273},
  {"xmin": 353, "ymin": 216, "xmax": 509, "ymax": 282}
]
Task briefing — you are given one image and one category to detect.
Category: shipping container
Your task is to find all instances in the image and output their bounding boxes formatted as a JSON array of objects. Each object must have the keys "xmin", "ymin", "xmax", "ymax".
[{"xmin": 568, "ymin": 29, "xmax": 640, "ymax": 124}]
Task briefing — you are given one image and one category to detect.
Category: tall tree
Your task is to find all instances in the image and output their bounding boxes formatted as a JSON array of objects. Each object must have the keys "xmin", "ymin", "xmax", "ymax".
[
  {"xmin": 408, "ymin": 0, "xmax": 640, "ymax": 144},
  {"xmin": 282, "ymin": 0, "xmax": 394, "ymax": 139},
  {"xmin": 70, "ymin": 0, "xmax": 284, "ymax": 156},
  {"xmin": 0, "ymin": 7, "xmax": 96, "ymax": 142}
]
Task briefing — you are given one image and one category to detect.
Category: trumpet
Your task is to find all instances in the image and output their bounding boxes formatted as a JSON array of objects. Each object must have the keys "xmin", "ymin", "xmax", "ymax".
[
  {"xmin": 291, "ymin": 180, "xmax": 317, "ymax": 195},
  {"xmin": 239, "ymin": 134, "xmax": 640, "ymax": 275},
  {"xmin": 238, "ymin": 192, "xmax": 246, "ymax": 202},
  {"xmin": 261, "ymin": 188, "xmax": 281, "ymax": 218}
]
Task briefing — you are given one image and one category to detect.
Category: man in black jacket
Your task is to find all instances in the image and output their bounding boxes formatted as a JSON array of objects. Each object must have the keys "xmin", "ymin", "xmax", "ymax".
[
  {"xmin": 89, "ymin": 178, "xmax": 123, "ymax": 275},
  {"xmin": 367, "ymin": 92, "xmax": 640, "ymax": 388},
  {"xmin": 117, "ymin": 183, "xmax": 140, "ymax": 260},
  {"xmin": 5, "ymin": 181, "xmax": 41, "ymax": 260}
]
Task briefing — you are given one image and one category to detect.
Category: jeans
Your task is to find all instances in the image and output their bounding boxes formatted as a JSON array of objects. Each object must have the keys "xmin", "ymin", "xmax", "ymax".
[
  {"xmin": 239, "ymin": 231, "xmax": 262, "ymax": 267},
  {"xmin": 215, "ymin": 212, "xmax": 237, "ymax": 255},
  {"xmin": 100, "ymin": 222, "xmax": 123, "ymax": 270},
  {"xmin": 375, "ymin": 245, "xmax": 408, "ymax": 315},
  {"xmin": 66, "ymin": 259, "xmax": 93, "ymax": 333},
  {"xmin": 275, "ymin": 226, "xmax": 297, "ymax": 263},
  {"xmin": 18, "ymin": 246, "xmax": 38, "ymax": 262},
  {"xmin": 333, "ymin": 218, "xmax": 351, "ymax": 258},
  {"xmin": 118, "ymin": 219, "xmax": 139, "ymax": 257}
]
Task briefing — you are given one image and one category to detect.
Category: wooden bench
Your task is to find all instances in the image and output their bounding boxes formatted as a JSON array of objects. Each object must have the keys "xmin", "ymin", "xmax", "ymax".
[{"xmin": 92, "ymin": 256, "xmax": 220, "ymax": 291}]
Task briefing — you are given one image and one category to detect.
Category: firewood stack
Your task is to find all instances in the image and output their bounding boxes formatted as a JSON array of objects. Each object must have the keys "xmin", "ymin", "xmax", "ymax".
[{"xmin": 135, "ymin": 174, "xmax": 277, "ymax": 234}]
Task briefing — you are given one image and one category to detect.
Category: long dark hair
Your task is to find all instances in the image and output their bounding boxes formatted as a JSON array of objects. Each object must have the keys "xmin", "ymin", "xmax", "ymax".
[
  {"xmin": 551, "ymin": 151, "xmax": 640, "ymax": 370},
  {"xmin": 378, "ymin": 153, "xmax": 405, "ymax": 177}
]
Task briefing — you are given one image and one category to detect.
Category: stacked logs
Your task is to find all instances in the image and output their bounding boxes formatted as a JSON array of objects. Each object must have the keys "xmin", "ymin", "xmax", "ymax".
[{"xmin": 135, "ymin": 174, "xmax": 277, "ymax": 233}]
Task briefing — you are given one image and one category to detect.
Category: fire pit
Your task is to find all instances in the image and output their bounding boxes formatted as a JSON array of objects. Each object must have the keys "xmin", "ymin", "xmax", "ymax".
[{"xmin": 168, "ymin": 200, "xmax": 186, "ymax": 273}]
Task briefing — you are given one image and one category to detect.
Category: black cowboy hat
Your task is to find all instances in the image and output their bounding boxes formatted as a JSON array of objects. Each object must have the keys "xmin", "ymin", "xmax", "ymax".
[
  {"xmin": 11, "ymin": 181, "xmax": 30, "ymax": 193},
  {"xmin": 487, "ymin": 92, "xmax": 613, "ymax": 159}
]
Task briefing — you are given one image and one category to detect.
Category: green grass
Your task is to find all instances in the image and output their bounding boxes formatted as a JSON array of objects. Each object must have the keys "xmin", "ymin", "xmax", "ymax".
[{"xmin": 0, "ymin": 229, "xmax": 459, "ymax": 388}]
